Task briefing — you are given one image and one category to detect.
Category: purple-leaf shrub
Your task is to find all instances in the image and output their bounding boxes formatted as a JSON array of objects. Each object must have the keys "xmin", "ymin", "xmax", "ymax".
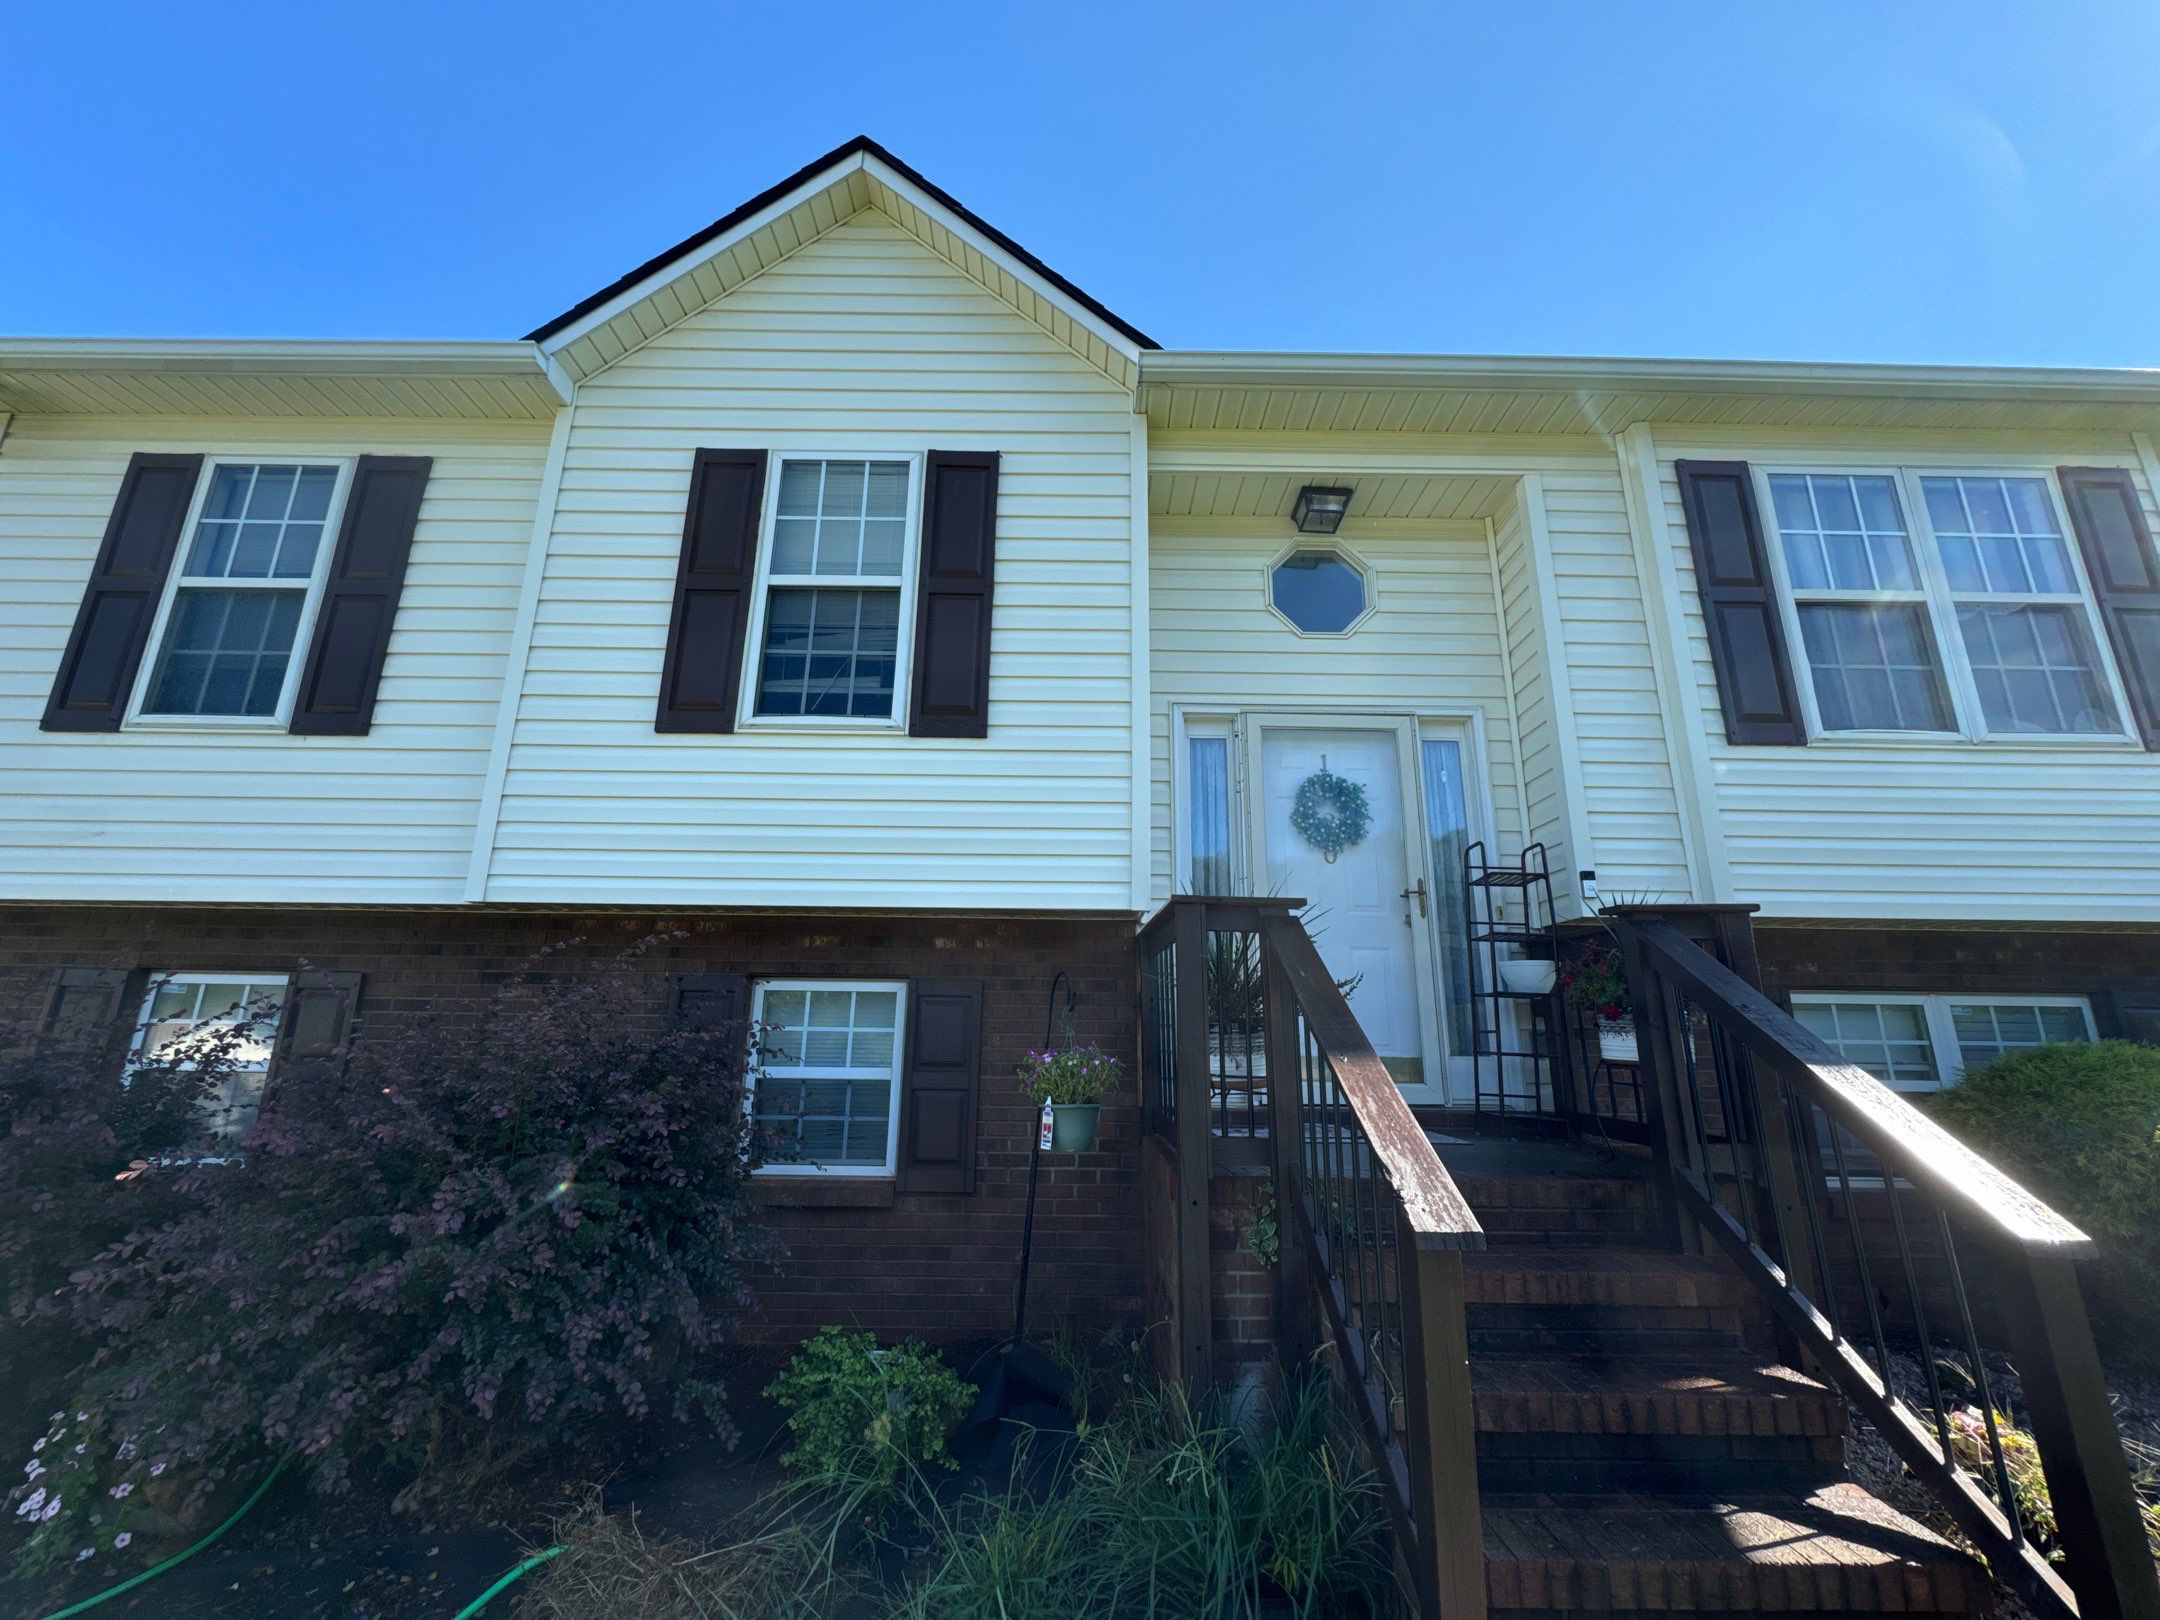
[{"xmin": 9, "ymin": 940, "xmax": 771, "ymax": 1566}]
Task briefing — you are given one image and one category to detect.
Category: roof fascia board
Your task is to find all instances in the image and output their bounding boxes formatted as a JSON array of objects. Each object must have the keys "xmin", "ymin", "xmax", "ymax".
[
  {"xmin": 861, "ymin": 154, "xmax": 1145, "ymax": 368},
  {"xmin": 533, "ymin": 153, "xmax": 871, "ymax": 358},
  {"xmin": 0, "ymin": 338, "xmax": 562, "ymax": 393},
  {"xmin": 1141, "ymin": 350, "xmax": 2160, "ymax": 403}
]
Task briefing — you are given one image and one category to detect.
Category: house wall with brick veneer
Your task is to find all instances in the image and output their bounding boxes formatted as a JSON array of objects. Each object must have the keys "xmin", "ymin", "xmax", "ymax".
[
  {"xmin": 1754, "ymin": 923, "xmax": 2160, "ymax": 1038},
  {"xmin": 0, "ymin": 905, "xmax": 1145, "ymax": 1345}
]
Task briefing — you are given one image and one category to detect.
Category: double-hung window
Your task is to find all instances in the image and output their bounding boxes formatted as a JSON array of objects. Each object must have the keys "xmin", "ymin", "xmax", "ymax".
[
  {"xmin": 129, "ymin": 971, "xmax": 290, "ymax": 1140},
  {"xmin": 1921, "ymin": 475, "xmax": 2118, "ymax": 736},
  {"xmin": 1762, "ymin": 467, "xmax": 2132, "ymax": 740},
  {"xmin": 1793, "ymin": 992, "xmax": 2096, "ymax": 1094},
  {"xmin": 133, "ymin": 461, "xmax": 349, "ymax": 723},
  {"xmin": 749, "ymin": 980, "xmax": 906, "ymax": 1175},
  {"xmin": 747, "ymin": 457, "xmax": 918, "ymax": 723},
  {"xmin": 1768, "ymin": 474, "xmax": 1955, "ymax": 733}
]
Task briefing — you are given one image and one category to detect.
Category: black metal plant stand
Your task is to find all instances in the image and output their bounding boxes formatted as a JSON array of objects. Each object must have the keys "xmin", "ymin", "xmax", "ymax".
[{"xmin": 1463, "ymin": 841, "xmax": 1562, "ymax": 1127}]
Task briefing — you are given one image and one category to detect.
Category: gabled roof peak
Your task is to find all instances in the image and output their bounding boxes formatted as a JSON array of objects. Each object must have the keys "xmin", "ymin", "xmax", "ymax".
[{"xmin": 524, "ymin": 135, "xmax": 1157, "ymax": 353}]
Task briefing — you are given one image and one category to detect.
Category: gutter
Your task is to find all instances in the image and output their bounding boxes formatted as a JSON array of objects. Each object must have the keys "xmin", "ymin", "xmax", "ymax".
[
  {"xmin": 0, "ymin": 338, "xmax": 567, "ymax": 399},
  {"xmin": 1139, "ymin": 349, "xmax": 2160, "ymax": 402}
]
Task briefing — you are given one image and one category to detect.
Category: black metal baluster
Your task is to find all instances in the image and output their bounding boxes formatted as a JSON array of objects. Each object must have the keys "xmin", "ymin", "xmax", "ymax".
[
  {"xmin": 1824, "ymin": 1121, "xmax": 1893, "ymax": 1386},
  {"xmin": 1883, "ymin": 1171, "xmax": 1953, "ymax": 1462},
  {"xmin": 1938, "ymin": 1212, "xmax": 2023, "ymax": 1547},
  {"xmin": 1788, "ymin": 1092, "xmax": 1844, "ymax": 1344}
]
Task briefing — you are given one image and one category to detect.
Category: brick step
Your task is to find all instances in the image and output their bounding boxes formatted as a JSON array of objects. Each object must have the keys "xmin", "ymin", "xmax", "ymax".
[
  {"xmin": 1455, "ymin": 1174, "xmax": 1664, "ymax": 1246},
  {"xmin": 1465, "ymin": 1249, "xmax": 1772, "ymax": 1355},
  {"xmin": 1482, "ymin": 1484, "xmax": 1993, "ymax": 1617},
  {"xmin": 1473, "ymin": 1353, "xmax": 1846, "ymax": 1493}
]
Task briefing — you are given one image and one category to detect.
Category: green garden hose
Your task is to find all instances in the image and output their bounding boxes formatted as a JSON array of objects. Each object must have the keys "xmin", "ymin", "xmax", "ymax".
[
  {"xmin": 40, "ymin": 1453, "xmax": 293, "ymax": 1620},
  {"xmin": 449, "ymin": 1544, "xmax": 566, "ymax": 1619}
]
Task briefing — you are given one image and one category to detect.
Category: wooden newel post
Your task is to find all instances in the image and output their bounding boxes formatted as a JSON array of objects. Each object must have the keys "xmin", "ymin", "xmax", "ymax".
[
  {"xmin": 1262, "ymin": 935, "xmax": 1312, "ymax": 1368},
  {"xmin": 1616, "ymin": 928, "xmax": 1691, "ymax": 1253},
  {"xmin": 1396, "ymin": 1212, "xmax": 1486, "ymax": 1620},
  {"xmin": 1999, "ymin": 1251, "xmax": 2160, "ymax": 1620},
  {"xmin": 1171, "ymin": 900, "xmax": 1214, "ymax": 1386}
]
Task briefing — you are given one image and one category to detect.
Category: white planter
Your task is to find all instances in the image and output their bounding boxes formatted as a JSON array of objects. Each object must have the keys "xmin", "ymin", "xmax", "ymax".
[
  {"xmin": 1597, "ymin": 1021, "xmax": 1639, "ymax": 1063},
  {"xmin": 1498, "ymin": 958, "xmax": 1556, "ymax": 996}
]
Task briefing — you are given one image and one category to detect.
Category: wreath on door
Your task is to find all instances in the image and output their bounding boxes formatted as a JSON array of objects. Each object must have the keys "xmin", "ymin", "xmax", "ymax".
[{"xmin": 1289, "ymin": 766, "xmax": 1372, "ymax": 863}]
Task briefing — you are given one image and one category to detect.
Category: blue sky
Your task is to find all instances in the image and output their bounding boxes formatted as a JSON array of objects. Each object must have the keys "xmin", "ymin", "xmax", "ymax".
[{"xmin": 4, "ymin": 1, "xmax": 2156, "ymax": 366}]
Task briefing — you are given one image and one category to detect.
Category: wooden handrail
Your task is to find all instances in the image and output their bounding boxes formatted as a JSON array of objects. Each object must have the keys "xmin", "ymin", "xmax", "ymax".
[
  {"xmin": 1615, "ymin": 913, "xmax": 2158, "ymax": 1620},
  {"xmin": 1264, "ymin": 916, "xmax": 1484, "ymax": 1250},
  {"xmin": 1625, "ymin": 918, "xmax": 2093, "ymax": 1255}
]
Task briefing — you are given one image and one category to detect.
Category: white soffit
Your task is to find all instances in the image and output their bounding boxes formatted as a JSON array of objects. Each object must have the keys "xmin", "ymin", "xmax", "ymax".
[
  {"xmin": 1150, "ymin": 468, "xmax": 1516, "ymax": 523},
  {"xmin": 0, "ymin": 340, "xmax": 566, "ymax": 421},
  {"xmin": 1139, "ymin": 353, "xmax": 2160, "ymax": 437}
]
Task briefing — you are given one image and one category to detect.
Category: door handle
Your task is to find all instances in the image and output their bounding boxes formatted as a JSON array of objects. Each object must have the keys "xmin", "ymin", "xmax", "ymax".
[{"xmin": 1400, "ymin": 878, "xmax": 1428, "ymax": 919}]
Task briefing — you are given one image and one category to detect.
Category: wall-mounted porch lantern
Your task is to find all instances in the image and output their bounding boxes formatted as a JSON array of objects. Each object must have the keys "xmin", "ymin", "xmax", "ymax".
[{"xmin": 1290, "ymin": 484, "xmax": 1353, "ymax": 534}]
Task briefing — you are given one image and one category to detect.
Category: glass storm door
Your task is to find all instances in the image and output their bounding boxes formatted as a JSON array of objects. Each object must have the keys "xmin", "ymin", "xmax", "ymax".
[{"xmin": 1244, "ymin": 717, "xmax": 1447, "ymax": 1101}]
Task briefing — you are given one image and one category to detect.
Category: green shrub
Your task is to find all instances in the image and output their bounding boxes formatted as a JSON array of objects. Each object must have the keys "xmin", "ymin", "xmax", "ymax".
[
  {"xmin": 764, "ymin": 1328, "xmax": 974, "ymax": 1505},
  {"xmin": 1926, "ymin": 1039, "xmax": 2160, "ymax": 1359},
  {"xmin": 898, "ymin": 1371, "xmax": 1388, "ymax": 1619}
]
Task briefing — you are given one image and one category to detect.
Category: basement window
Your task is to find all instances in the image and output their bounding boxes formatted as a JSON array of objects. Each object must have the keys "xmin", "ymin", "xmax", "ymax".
[
  {"xmin": 128, "ymin": 972, "xmax": 289, "ymax": 1140},
  {"xmin": 749, "ymin": 980, "xmax": 907, "ymax": 1175},
  {"xmin": 1792, "ymin": 993, "xmax": 2095, "ymax": 1092}
]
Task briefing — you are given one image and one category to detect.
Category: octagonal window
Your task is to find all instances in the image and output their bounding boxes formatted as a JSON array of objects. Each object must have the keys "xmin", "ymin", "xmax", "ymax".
[{"xmin": 1270, "ymin": 548, "xmax": 1368, "ymax": 634}]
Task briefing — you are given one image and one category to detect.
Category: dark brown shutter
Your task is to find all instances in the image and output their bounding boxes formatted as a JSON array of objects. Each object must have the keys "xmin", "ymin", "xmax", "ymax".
[
  {"xmin": 1675, "ymin": 459, "xmax": 1807, "ymax": 746},
  {"xmin": 669, "ymin": 971, "xmax": 749, "ymax": 1029},
  {"xmin": 2058, "ymin": 466, "xmax": 2160, "ymax": 750},
  {"xmin": 40, "ymin": 966, "xmax": 140, "ymax": 1048},
  {"xmin": 42, "ymin": 453, "xmax": 203, "ymax": 731},
  {"xmin": 290, "ymin": 456, "xmax": 431, "ymax": 736},
  {"xmin": 897, "ymin": 979, "xmax": 982, "ymax": 1194},
  {"xmin": 908, "ymin": 451, "xmax": 999, "ymax": 738},
  {"xmin": 2100, "ymin": 991, "xmax": 2160, "ymax": 1045},
  {"xmin": 269, "ymin": 970, "xmax": 363, "ymax": 1082},
  {"xmin": 657, "ymin": 449, "xmax": 766, "ymax": 733}
]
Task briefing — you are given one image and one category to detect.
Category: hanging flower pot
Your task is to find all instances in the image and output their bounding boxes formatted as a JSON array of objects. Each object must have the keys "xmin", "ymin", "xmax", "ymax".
[
  {"xmin": 1597, "ymin": 1018, "xmax": 1640, "ymax": 1064},
  {"xmin": 1049, "ymin": 1102, "xmax": 1101, "ymax": 1153},
  {"xmin": 1017, "ymin": 1042, "xmax": 1122, "ymax": 1155}
]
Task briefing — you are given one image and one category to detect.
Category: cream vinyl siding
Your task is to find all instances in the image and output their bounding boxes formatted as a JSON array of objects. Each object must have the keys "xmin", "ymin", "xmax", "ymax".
[
  {"xmin": 1490, "ymin": 493, "xmax": 1569, "ymax": 877},
  {"xmin": 485, "ymin": 216, "xmax": 1135, "ymax": 909},
  {"xmin": 0, "ymin": 414, "xmax": 548, "ymax": 902},
  {"xmin": 1652, "ymin": 431, "xmax": 2160, "ymax": 920},
  {"xmin": 1147, "ymin": 518, "xmax": 1527, "ymax": 905},
  {"xmin": 1538, "ymin": 469, "xmax": 1695, "ymax": 899}
]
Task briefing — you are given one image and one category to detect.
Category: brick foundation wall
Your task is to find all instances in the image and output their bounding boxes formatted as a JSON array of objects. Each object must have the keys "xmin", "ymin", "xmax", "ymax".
[
  {"xmin": 1208, "ymin": 1168, "xmax": 1277, "ymax": 1390},
  {"xmin": 1755, "ymin": 922, "xmax": 2160, "ymax": 1037},
  {"xmin": 0, "ymin": 905, "xmax": 1144, "ymax": 1346}
]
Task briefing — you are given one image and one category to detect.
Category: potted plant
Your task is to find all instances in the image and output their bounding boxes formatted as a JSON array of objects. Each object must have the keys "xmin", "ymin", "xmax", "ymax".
[
  {"xmin": 1498, "ymin": 957, "xmax": 1557, "ymax": 995},
  {"xmin": 1018, "ymin": 1042, "xmax": 1122, "ymax": 1152},
  {"xmin": 1560, "ymin": 938, "xmax": 1637, "ymax": 1062}
]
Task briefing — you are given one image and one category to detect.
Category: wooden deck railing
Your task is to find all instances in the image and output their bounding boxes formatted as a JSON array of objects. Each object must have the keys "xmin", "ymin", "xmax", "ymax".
[
  {"xmin": 1137, "ymin": 896, "xmax": 1488, "ymax": 1620},
  {"xmin": 1613, "ymin": 914, "xmax": 2160, "ymax": 1620}
]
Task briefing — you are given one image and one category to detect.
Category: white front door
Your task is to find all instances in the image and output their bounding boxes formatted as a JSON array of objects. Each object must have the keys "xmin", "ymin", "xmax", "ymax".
[{"xmin": 1247, "ymin": 718, "xmax": 1446, "ymax": 1099}]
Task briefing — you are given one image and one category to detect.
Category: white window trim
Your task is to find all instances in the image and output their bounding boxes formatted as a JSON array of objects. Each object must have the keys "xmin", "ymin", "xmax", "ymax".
[
  {"xmin": 128, "ymin": 969, "xmax": 291, "ymax": 1142},
  {"xmin": 1755, "ymin": 462, "xmax": 2140, "ymax": 747},
  {"xmin": 1260, "ymin": 540, "xmax": 1377, "ymax": 638},
  {"xmin": 123, "ymin": 457, "xmax": 356, "ymax": 732},
  {"xmin": 736, "ymin": 452, "xmax": 923, "ymax": 732},
  {"xmin": 747, "ymin": 978, "xmax": 908, "ymax": 1178},
  {"xmin": 1793, "ymin": 990, "xmax": 2098, "ymax": 1090}
]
